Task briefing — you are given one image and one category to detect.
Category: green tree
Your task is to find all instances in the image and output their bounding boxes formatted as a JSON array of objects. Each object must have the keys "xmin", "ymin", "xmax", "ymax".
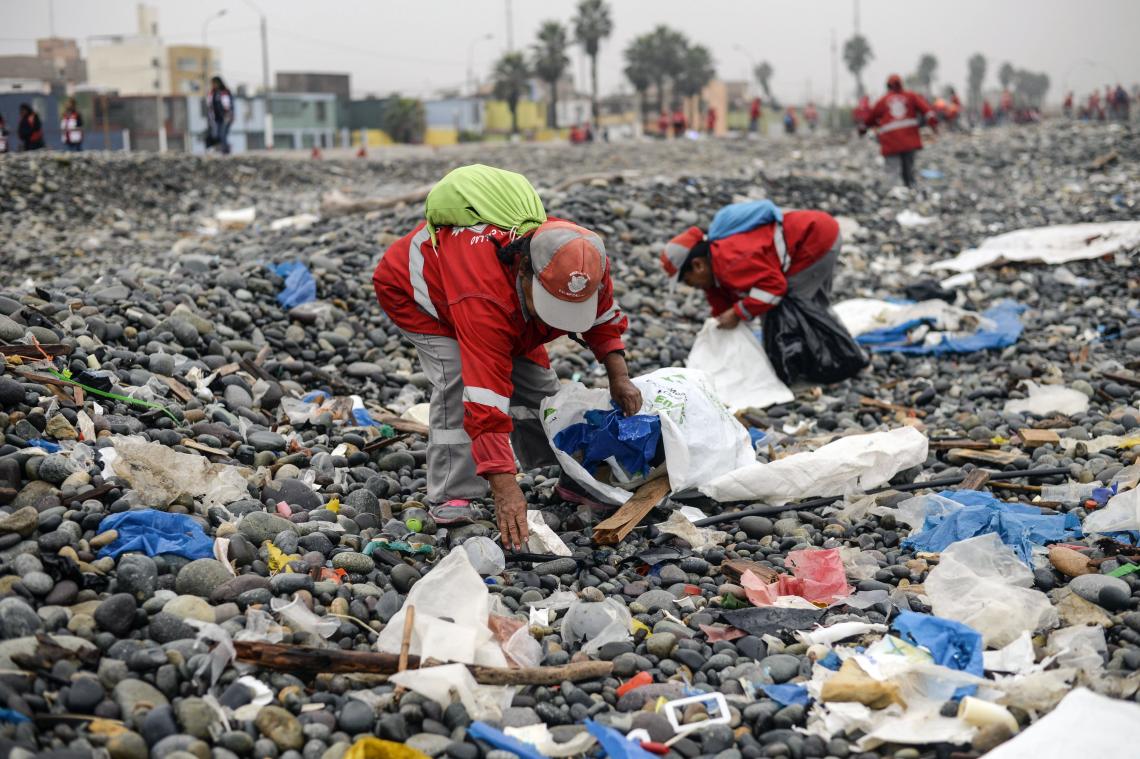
[
  {"xmin": 647, "ymin": 25, "xmax": 687, "ymax": 114},
  {"xmin": 532, "ymin": 20, "xmax": 570, "ymax": 129},
  {"xmin": 915, "ymin": 53, "xmax": 938, "ymax": 95},
  {"xmin": 1014, "ymin": 69, "xmax": 1050, "ymax": 108},
  {"xmin": 842, "ymin": 34, "xmax": 873, "ymax": 99},
  {"xmin": 380, "ymin": 96, "xmax": 425, "ymax": 143},
  {"xmin": 623, "ymin": 35, "xmax": 655, "ymax": 123},
  {"xmin": 573, "ymin": 0, "xmax": 612, "ymax": 126},
  {"xmin": 753, "ymin": 61, "xmax": 775, "ymax": 106},
  {"xmin": 967, "ymin": 53, "xmax": 987, "ymax": 113},
  {"xmin": 674, "ymin": 44, "xmax": 715, "ymax": 100},
  {"xmin": 492, "ymin": 52, "xmax": 531, "ymax": 134},
  {"xmin": 998, "ymin": 61, "xmax": 1015, "ymax": 89}
]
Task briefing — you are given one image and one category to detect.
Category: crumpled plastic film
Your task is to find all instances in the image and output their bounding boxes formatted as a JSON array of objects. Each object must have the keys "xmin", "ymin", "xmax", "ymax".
[
  {"xmin": 561, "ymin": 598, "xmax": 632, "ymax": 655},
  {"xmin": 702, "ymin": 426, "xmax": 928, "ymax": 504},
  {"xmin": 524, "ymin": 511, "xmax": 571, "ymax": 557},
  {"xmin": 924, "ymin": 533, "xmax": 1058, "ymax": 647},
  {"xmin": 981, "ymin": 687, "xmax": 1140, "ymax": 757},
  {"xmin": 1046, "ymin": 625, "xmax": 1106, "ymax": 675},
  {"xmin": 96, "ymin": 510, "xmax": 214, "ymax": 560},
  {"xmin": 654, "ymin": 510, "xmax": 728, "ymax": 551},
  {"xmin": 686, "ymin": 319, "xmax": 793, "ymax": 412},
  {"xmin": 271, "ymin": 595, "xmax": 338, "ymax": 639},
  {"xmin": 389, "ymin": 663, "xmax": 512, "ymax": 722},
  {"xmin": 741, "ymin": 548, "xmax": 853, "ymax": 606},
  {"xmin": 931, "ymin": 221, "xmax": 1140, "ymax": 273},
  {"xmin": 1003, "ymin": 381, "xmax": 1090, "ymax": 417},
  {"xmin": 105, "ymin": 435, "xmax": 250, "ymax": 509},
  {"xmin": 1082, "ymin": 487, "xmax": 1140, "ymax": 534}
]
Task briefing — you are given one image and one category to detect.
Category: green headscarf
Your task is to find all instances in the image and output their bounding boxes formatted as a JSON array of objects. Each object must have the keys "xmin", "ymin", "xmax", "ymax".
[{"xmin": 423, "ymin": 164, "xmax": 547, "ymax": 244}]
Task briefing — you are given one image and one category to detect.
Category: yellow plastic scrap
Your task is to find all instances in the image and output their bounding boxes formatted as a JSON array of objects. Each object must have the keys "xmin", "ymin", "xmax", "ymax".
[
  {"xmin": 327, "ymin": 497, "xmax": 340, "ymax": 514},
  {"xmin": 631, "ymin": 619, "xmax": 651, "ymax": 636},
  {"xmin": 265, "ymin": 541, "xmax": 299, "ymax": 575},
  {"xmin": 991, "ymin": 436, "xmax": 1009, "ymax": 445},
  {"xmin": 344, "ymin": 738, "xmax": 431, "ymax": 759},
  {"xmin": 820, "ymin": 658, "xmax": 905, "ymax": 710}
]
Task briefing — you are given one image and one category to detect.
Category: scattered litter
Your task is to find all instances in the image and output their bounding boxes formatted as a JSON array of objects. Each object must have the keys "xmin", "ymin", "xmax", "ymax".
[
  {"xmin": 269, "ymin": 261, "xmax": 317, "ymax": 309},
  {"xmin": 1004, "ymin": 381, "xmax": 1090, "ymax": 416},
  {"xmin": 741, "ymin": 548, "xmax": 852, "ymax": 605},
  {"xmin": 584, "ymin": 719, "xmax": 660, "ymax": 759},
  {"xmin": 271, "ymin": 595, "xmax": 338, "ymax": 639},
  {"xmin": 104, "ymin": 435, "xmax": 250, "ymax": 509},
  {"xmin": 896, "ymin": 209, "xmax": 937, "ymax": 227},
  {"xmin": 503, "ymin": 724, "xmax": 597, "ymax": 758},
  {"xmin": 343, "ymin": 738, "xmax": 431, "ymax": 759},
  {"xmin": 269, "ymin": 213, "xmax": 319, "ymax": 231},
  {"xmin": 654, "ymin": 510, "xmax": 728, "ymax": 550},
  {"xmin": 957, "ymin": 696, "xmax": 1019, "ymax": 733},
  {"xmin": 524, "ymin": 511, "xmax": 571, "ymax": 556},
  {"xmin": 1082, "ymin": 487, "xmax": 1140, "ymax": 533},
  {"xmin": 390, "ymin": 665, "xmax": 512, "ymax": 721},
  {"xmin": 462, "ymin": 536, "xmax": 506, "ymax": 575},
  {"xmin": 981, "ymin": 688, "xmax": 1140, "ymax": 757},
  {"xmin": 761, "ymin": 683, "xmax": 812, "ymax": 707},
  {"xmin": 662, "ymin": 692, "xmax": 731, "ymax": 734},
  {"xmin": 892, "ymin": 611, "xmax": 983, "ymax": 683},
  {"xmin": 983, "ymin": 632, "xmax": 1038, "ymax": 674},
  {"xmin": 96, "ymin": 510, "xmax": 214, "ymax": 560},
  {"xmin": 851, "ymin": 300, "xmax": 1024, "ymax": 355},
  {"xmin": 701, "ymin": 426, "xmax": 928, "ymax": 504},
  {"xmin": 561, "ymin": 598, "xmax": 632, "ymax": 655},
  {"xmin": 932, "ymin": 221, "xmax": 1140, "ymax": 273},
  {"xmin": 797, "ymin": 622, "xmax": 888, "ymax": 646},
  {"xmin": 215, "ymin": 206, "xmax": 256, "ymax": 229}
]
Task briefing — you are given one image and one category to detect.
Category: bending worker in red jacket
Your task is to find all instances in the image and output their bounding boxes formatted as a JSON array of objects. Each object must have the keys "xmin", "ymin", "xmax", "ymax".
[
  {"xmin": 862, "ymin": 74, "xmax": 936, "ymax": 188},
  {"xmin": 661, "ymin": 201, "xmax": 842, "ymax": 329},
  {"xmin": 374, "ymin": 165, "xmax": 641, "ymax": 549}
]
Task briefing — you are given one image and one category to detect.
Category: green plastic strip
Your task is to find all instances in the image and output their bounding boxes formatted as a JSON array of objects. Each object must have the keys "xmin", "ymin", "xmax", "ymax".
[{"xmin": 47, "ymin": 369, "xmax": 181, "ymax": 424}]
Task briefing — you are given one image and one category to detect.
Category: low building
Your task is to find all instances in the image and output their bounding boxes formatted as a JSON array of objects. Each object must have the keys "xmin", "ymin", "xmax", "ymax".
[
  {"xmin": 0, "ymin": 37, "xmax": 86, "ymax": 94},
  {"xmin": 276, "ymin": 72, "xmax": 350, "ymax": 101},
  {"xmin": 167, "ymin": 45, "xmax": 220, "ymax": 96}
]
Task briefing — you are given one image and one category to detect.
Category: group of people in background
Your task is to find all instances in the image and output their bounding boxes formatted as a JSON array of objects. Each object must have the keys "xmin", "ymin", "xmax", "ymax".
[
  {"xmin": 1065, "ymin": 85, "xmax": 1133, "ymax": 122},
  {"xmin": 0, "ymin": 98, "xmax": 82, "ymax": 154}
]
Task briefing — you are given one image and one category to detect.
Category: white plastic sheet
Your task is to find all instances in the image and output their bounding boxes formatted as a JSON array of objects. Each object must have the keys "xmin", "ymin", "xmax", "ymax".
[
  {"xmin": 389, "ymin": 663, "xmax": 513, "ymax": 721},
  {"xmin": 1081, "ymin": 487, "xmax": 1140, "ymax": 534},
  {"xmin": 685, "ymin": 320, "xmax": 793, "ymax": 412},
  {"xmin": 833, "ymin": 298, "xmax": 995, "ymax": 338},
  {"xmin": 376, "ymin": 549, "xmax": 507, "ymax": 667},
  {"xmin": 1003, "ymin": 381, "xmax": 1090, "ymax": 416},
  {"xmin": 560, "ymin": 598, "xmax": 631, "ymax": 655},
  {"xmin": 524, "ymin": 511, "xmax": 571, "ymax": 556},
  {"xmin": 701, "ymin": 426, "xmax": 929, "ymax": 504},
  {"xmin": 541, "ymin": 368, "xmax": 755, "ymax": 504},
  {"xmin": 215, "ymin": 207, "xmax": 256, "ymax": 229},
  {"xmin": 981, "ymin": 688, "xmax": 1140, "ymax": 758},
  {"xmin": 931, "ymin": 221, "xmax": 1140, "ymax": 273},
  {"xmin": 925, "ymin": 533, "xmax": 1058, "ymax": 647},
  {"xmin": 105, "ymin": 435, "xmax": 250, "ymax": 509},
  {"xmin": 654, "ymin": 510, "xmax": 728, "ymax": 550}
]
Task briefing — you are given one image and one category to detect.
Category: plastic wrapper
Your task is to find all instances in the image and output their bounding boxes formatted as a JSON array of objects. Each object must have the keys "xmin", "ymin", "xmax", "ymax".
[
  {"xmin": 1003, "ymin": 381, "xmax": 1089, "ymax": 417},
  {"xmin": 503, "ymin": 724, "xmax": 597, "ymax": 758},
  {"xmin": 839, "ymin": 547, "xmax": 881, "ymax": 580},
  {"xmin": 268, "ymin": 261, "xmax": 317, "ymax": 308},
  {"xmin": 561, "ymin": 598, "xmax": 632, "ymax": 655},
  {"xmin": 97, "ymin": 510, "xmax": 214, "ymax": 560},
  {"xmin": 982, "ymin": 632, "xmax": 1037, "ymax": 674},
  {"xmin": 376, "ymin": 548, "xmax": 507, "ymax": 667},
  {"xmin": 1046, "ymin": 625, "xmax": 1106, "ymax": 675},
  {"xmin": 796, "ymin": 621, "xmax": 888, "ymax": 647},
  {"xmin": 654, "ymin": 510, "xmax": 728, "ymax": 551},
  {"xmin": 389, "ymin": 664, "xmax": 512, "ymax": 722},
  {"xmin": 542, "ymin": 368, "xmax": 754, "ymax": 504},
  {"xmin": 524, "ymin": 511, "xmax": 571, "ymax": 556},
  {"xmin": 742, "ymin": 549, "xmax": 852, "ymax": 606},
  {"xmin": 982, "ymin": 687, "xmax": 1140, "ymax": 757},
  {"xmin": 553, "ymin": 406, "xmax": 662, "ymax": 481},
  {"xmin": 924, "ymin": 533, "xmax": 1058, "ymax": 647},
  {"xmin": 462, "ymin": 536, "xmax": 506, "ymax": 576},
  {"xmin": 104, "ymin": 435, "xmax": 250, "ymax": 509},
  {"xmin": 762, "ymin": 293, "xmax": 869, "ymax": 385},
  {"xmin": 702, "ymin": 426, "xmax": 928, "ymax": 504},
  {"xmin": 686, "ymin": 320, "xmax": 793, "ymax": 412},
  {"xmin": 1082, "ymin": 487, "xmax": 1140, "ymax": 533},
  {"xmin": 271, "ymin": 596, "xmax": 338, "ymax": 639}
]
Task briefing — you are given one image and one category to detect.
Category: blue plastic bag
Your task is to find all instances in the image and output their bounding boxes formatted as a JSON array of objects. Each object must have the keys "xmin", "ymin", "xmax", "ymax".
[
  {"xmin": 708, "ymin": 200, "xmax": 783, "ymax": 241},
  {"xmin": 892, "ymin": 610, "xmax": 983, "ymax": 698},
  {"xmin": 858, "ymin": 300, "xmax": 1024, "ymax": 355},
  {"xmin": 584, "ymin": 719, "xmax": 660, "ymax": 759},
  {"xmin": 97, "ymin": 510, "xmax": 215, "ymax": 560},
  {"xmin": 761, "ymin": 683, "xmax": 812, "ymax": 707},
  {"xmin": 553, "ymin": 404, "xmax": 661, "ymax": 479},
  {"xmin": 901, "ymin": 489, "xmax": 1081, "ymax": 565},
  {"xmin": 268, "ymin": 261, "xmax": 316, "ymax": 309}
]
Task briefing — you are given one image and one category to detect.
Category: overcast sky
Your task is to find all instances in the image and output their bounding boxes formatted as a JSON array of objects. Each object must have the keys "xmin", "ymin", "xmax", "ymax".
[{"xmin": 4, "ymin": 0, "xmax": 1138, "ymax": 103}]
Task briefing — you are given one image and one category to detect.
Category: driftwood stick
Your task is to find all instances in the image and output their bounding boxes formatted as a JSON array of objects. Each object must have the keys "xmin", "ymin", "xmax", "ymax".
[{"xmin": 232, "ymin": 640, "xmax": 613, "ymax": 685}]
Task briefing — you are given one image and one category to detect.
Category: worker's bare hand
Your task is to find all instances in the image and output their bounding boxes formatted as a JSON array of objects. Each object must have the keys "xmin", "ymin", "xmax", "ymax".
[
  {"xmin": 716, "ymin": 309, "xmax": 742, "ymax": 329},
  {"xmin": 610, "ymin": 377, "xmax": 643, "ymax": 417},
  {"xmin": 488, "ymin": 473, "xmax": 528, "ymax": 551}
]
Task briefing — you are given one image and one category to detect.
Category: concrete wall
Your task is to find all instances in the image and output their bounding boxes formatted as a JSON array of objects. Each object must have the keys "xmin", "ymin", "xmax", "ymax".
[
  {"xmin": 87, "ymin": 37, "xmax": 167, "ymax": 96},
  {"xmin": 167, "ymin": 46, "xmax": 218, "ymax": 96}
]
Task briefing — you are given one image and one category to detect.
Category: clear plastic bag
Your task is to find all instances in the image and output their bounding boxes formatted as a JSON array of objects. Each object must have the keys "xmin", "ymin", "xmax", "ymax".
[
  {"xmin": 1083, "ymin": 487, "xmax": 1140, "ymax": 534},
  {"xmin": 271, "ymin": 595, "xmax": 338, "ymax": 639},
  {"xmin": 561, "ymin": 598, "xmax": 631, "ymax": 655},
  {"xmin": 925, "ymin": 533, "xmax": 1058, "ymax": 647},
  {"xmin": 463, "ymin": 536, "xmax": 506, "ymax": 576}
]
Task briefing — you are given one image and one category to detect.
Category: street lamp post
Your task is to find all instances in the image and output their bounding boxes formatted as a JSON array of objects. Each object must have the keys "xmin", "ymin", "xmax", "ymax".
[
  {"xmin": 241, "ymin": 0, "xmax": 273, "ymax": 148},
  {"xmin": 733, "ymin": 44, "xmax": 756, "ymax": 94},
  {"xmin": 467, "ymin": 33, "xmax": 494, "ymax": 96},
  {"xmin": 201, "ymin": 9, "xmax": 227, "ymax": 92}
]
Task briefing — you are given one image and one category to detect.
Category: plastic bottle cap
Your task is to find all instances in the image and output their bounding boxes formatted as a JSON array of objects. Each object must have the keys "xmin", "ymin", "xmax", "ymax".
[{"xmin": 406, "ymin": 518, "xmax": 423, "ymax": 532}]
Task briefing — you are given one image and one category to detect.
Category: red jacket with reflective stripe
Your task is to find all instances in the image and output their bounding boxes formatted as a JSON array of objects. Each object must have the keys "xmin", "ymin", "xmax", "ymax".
[
  {"xmin": 373, "ymin": 221, "xmax": 628, "ymax": 476},
  {"xmin": 865, "ymin": 90, "xmax": 934, "ymax": 156},
  {"xmin": 704, "ymin": 210, "xmax": 840, "ymax": 319}
]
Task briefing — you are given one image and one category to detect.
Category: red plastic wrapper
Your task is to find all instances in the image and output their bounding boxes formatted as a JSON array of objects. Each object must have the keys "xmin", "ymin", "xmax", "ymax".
[
  {"xmin": 616, "ymin": 670, "xmax": 653, "ymax": 697},
  {"xmin": 741, "ymin": 548, "xmax": 852, "ymax": 606},
  {"xmin": 699, "ymin": 623, "xmax": 747, "ymax": 642}
]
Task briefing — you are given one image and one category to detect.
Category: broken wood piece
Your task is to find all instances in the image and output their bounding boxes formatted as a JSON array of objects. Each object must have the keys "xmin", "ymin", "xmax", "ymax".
[
  {"xmin": 320, "ymin": 186, "xmax": 434, "ymax": 217},
  {"xmin": 0, "ymin": 343, "xmax": 71, "ymax": 359},
  {"xmin": 927, "ymin": 438, "xmax": 992, "ymax": 451},
  {"xmin": 367, "ymin": 412, "xmax": 429, "ymax": 437},
  {"xmin": 181, "ymin": 439, "xmax": 232, "ymax": 457},
  {"xmin": 1089, "ymin": 149, "xmax": 1119, "ymax": 170},
  {"xmin": 1103, "ymin": 371, "xmax": 1140, "ymax": 390},
  {"xmin": 1017, "ymin": 428, "xmax": 1061, "ymax": 449},
  {"xmin": 362, "ymin": 433, "xmax": 411, "ymax": 453},
  {"xmin": 945, "ymin": 448, "xmax": 1022, "ymax": 466},
  {"xmin": 394, "ymin": 605, "xmax": 416, "ymax": 698},
  {"xmin": 592, "ymin": 476, "xmax": 671, "ymax": 545},
  {"xmin": 157, "ymin": 375, "xmax": 194, "ymax": 403},
  {"xmin": 720, "ymin": 559, "xmax": 779, "ymax": 584},
  {"xmin": 956, "ymin": 468, "xmax": 992, "ymax": 491},
  {"xmin": 859, "ymin": 396, "xmax": 925, "ymax": 418},
  {"xmin": 231, "ymin": 640, "xmax": 613, "ymax": 685}
]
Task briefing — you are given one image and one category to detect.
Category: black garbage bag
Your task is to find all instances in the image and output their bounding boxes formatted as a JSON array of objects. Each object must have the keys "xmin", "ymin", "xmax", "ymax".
[{"xmin": 762, "ymin": 294, "xmax": 869, "ymax": 384}]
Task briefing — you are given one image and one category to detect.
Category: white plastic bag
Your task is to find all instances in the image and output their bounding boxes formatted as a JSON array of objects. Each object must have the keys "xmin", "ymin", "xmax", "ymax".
[
  {"xmin": 1003, "ymin": 381, "xmax": 1089, "ymax": 416},
  {"xmin": 541, "ymin": 368, "xmax": 754, "ymax": 504},
  {"xmin": 931, "ymin": 221, "xmax": 1140, "ymax": 273},
  {"xmin": 106, "ymin": 435, "xmax": 250, "ymax": 509},
  {"xmin": 685, "ymin": 320, "xmax": 793, "ymax": 412},
  {"xmin": 389, "ymin": 663, "xmax": 512, "ymax": 721},
  {"xmin": 701, "ymin": 426, "xmax": 929, "ymax": 504},
  {"xmin": 925, "ymin": 533, "xmax": 1058, "ymax": 647},
  {"xmin": 1082, "ymin": 487, "xmax": 1140, "ymax": 534}
]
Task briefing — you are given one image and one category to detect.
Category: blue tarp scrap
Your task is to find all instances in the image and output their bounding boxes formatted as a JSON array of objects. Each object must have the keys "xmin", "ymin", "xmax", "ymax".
[
  {"xmin": 761, "ymin": 683, "xmax": 812, "ymax": 707},
  {"xmin": 857, "ymin": 300, "xmax": 1025, "ymax": 355},
  {"xmin": 553, "ymin": 404, "xmax": 662, "ymax": 479},
  {"xmin": 901, "ymin": 489, "xmax": 1082, "ymax": 565},
  {"xmin": 708, "ymin": 200, "xmax": 783, "ymax": 241},
  {"xmin": 268, "ymin": 261, "xmax": 317, "ymax": 309},
  {"xmin": 584, "ymin": 719, "xmax": 661, "ymax": 759},
  {"xmin": 97, "ymin": 510, "xmax": 215, "ymax": 560},
  {"xmin": 892, "ymin": 610, "xmax": 983, "ymax": 699},
  {"xmin": 468, "ymin": 722, "xmax": 546, "ymax": 759}
]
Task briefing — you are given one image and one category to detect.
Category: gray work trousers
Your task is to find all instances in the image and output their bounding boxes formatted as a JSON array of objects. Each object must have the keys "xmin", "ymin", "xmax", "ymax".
[
  {"xmin": 785, "ymin": 233, "xmax": 842, "ymax": 308},
  {"xmin": 885, "ymin": 150, "xmax": 917, "ymax": 187},
  {"xmin": 400, "ymin": 330, "xmax": 561, "ymax": 504}
]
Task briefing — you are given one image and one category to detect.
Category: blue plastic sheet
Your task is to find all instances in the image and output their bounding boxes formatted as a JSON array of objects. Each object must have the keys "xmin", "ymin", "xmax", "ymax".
[
  {"xmin": 761, "ymin": 683, "xmax": 812, "ymax": 707},
  {"xmin": 901, "ymin": 489, "xmax": 1081, "ymax": 565},
  {"xmin": 468, "ymin": 722, "xmax": 547, "ymax": 759},
  {"xmin": 553, "ymin": 405, "xmax": 661, "ymax": 479},
  {"xmin": 857, "ymin": 300, "xmax": 1024, "ymax": 355},
  {"xmin": 708, "ymin": 200, "xmax": 783, "ymax": 241},
  {"xmin": 892, "ymin": 611, "xmax": 983, "ymax": 698},
  {"xmin": 26, "ymin": 438, "xmax": 62, "ymax": 452},
  {"xmin": 97, "ymin": 510, "xmax": 215, "ymax": 560},
  {"xmin": 268, "ymin": 261, "xmax": 317, "ymax": 309},
  {"xmin": 584, "ymin": 719, "xmax": 660, "ymax": 759}
]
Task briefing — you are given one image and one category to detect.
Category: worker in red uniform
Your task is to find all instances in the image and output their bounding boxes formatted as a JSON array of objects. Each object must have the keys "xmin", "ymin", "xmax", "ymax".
[
  {"xmin": 804, "ymin": 102, "xmax": 819, "ymax": 132},
  {"xmin": 706, "ymin": 106, "xmax": 717, "ymax": 135},
  {"xmin": 860, "ymin": 74, "xmax": 936, "ymax": 188},
  {"xmin": 749, "ymin": 97, "xmax": 762, "ymax": 133},
  {"xmin": 999, "ymin": 88, "xmax": 1013, "ymax": 123},
  {"xmin": 60, "ymin": 97, "xmax": 84, "ymax": 151},
  {"xmin": 373, "ymin": 165, "xmax": 640, "ymax": 549},
  {"xmin": 981, "ymin": 99, "xmax": 995, "ymax": 126},
  {"xmin": 852, "ymin": 96, "xmax": 872, "ymax": 134},
  {"xmin": 671, "ymin": 108, "xmax": 687, "ymax": 137},
  {"xmin": 660, "ymin": 201, "xmax": 843, "ymax": 329},
  {"xmin": 1063, "ymin": 92, "xmax": 1074, "ymax": 118},
  {"xmin": 656, "ymin": 111, "xmax": 669, "ymax": 138}
]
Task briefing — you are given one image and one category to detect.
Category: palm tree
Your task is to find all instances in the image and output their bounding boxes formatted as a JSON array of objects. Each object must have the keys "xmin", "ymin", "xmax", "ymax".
[
  {"xmin": 915, "ymin": 53, "xmax": 938, "ymax": 95},
  {"xmin": 380, "ymin": 96, "xmax": 425, "ymax": 143},
  {"xmin": 532, "ymin": 21, "xmax": 570, "ymax": 129},
  {"xmin": 674, "ymin": 43, "xmax": 715, "ymax": 126},
  {"xmin": 647, "ymin": 25, "xmax": 687, "ymax": 115},
  {"xmin": 492, "ymin": 52, "xmax": 531, "ymax": 135},
  {"xmin": 573, "ymin": 0, "xmax": 612, "ymax": 127},
  {"xmin": 842, "ymin": 34, "xmax": 873, "ymax": 99},
  {"xmin": 753, "ymin": 61, "xmax": 775, "ymax": 106},
  {"xmin": 998, "ymin": 61, "xmax": 1015, "ymax": 90},
  {"xmin": 623, "ymin": 35, "xmax": 655, "ymax": 123},
  {"xmin": 967, "ymin": 53, "xmax": 987, "ymax": 114}
]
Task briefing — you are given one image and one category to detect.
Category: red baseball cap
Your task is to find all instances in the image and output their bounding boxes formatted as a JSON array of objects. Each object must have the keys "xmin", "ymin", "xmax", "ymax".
[
  {"xmin": 529, "ymin": 220, "xmax": 607, "ymax": 333},
  {"xmin": 660, "ymin": 226, "xmax": 705, "ymax": 281}
]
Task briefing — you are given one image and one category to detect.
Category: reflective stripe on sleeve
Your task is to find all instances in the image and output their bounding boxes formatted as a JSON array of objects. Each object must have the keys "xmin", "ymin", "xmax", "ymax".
[
  {"xmin": 877, "ymin": 117, "xmax": 919, "ymax": 134},
  {"xmin": 431, "ymin": 427, "xmax": 471, "ymax": 445},
  {"xmin": 774, "ymin": 222, "xmax": 789, "ymax": 272},
  {"xmin": 748, "ymin": 287, "xmax": 784, "ymax": 305},
  {"xmin": 408, "ymin": 226, "xmax": 438, "ymax": 318},
  {"xmin": 592, "ymin": 302, "xmax": 622, "ymax": 327},
  {"xmin": 462, "ymin": 386, "xmax": 510, "ymax": 413}
]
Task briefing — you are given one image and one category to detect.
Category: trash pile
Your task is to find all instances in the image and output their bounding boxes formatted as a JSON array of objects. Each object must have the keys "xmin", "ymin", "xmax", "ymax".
[{"xmin": 0, "ymin": 121, "xmax": 1136, "ymax": 759}]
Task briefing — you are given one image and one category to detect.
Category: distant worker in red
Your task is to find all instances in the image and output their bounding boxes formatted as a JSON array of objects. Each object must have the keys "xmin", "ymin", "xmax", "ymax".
[
  {"xmin": 671, "ymin": 108, "xmax": 687, "ymax": 137},
  {"xmin": 981, "ymin": 99, "xmax": 995, "ymax": 127},
  {"xmin": 852, "ymin": 95, "xmax": 871, "ymax": 134},
  {"xmin": 706, "ymin": 106, "xmax": 717, "ymax": 135},
  {"xmin": 1063, "ymin": 92, "xmax": 1074, "ymax": 118},
  {"xmin": 656, "ymin": 111, "xmax": 669, "ymax": 138},
  {"xmin": 749, "ymin": 97, "xmax": 762, "ymax": 134},
  {"xmin": 803, "ymin": 102, "xmax": 819, "ymax": 132},
  {"xmin": 860, "ymin": 74, "xmax": 936, "ymax": 188},
  {"xmin": 60, "ymin": 97, "xmax": 84, "ymax": 152}
]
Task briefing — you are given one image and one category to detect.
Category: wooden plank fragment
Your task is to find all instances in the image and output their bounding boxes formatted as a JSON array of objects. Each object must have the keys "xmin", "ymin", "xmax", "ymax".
[
  {"xmin": 592, "ymin": 477, "xmax": 671, "ymax": 545},
  {"xmin": 945, "ymin": 448, "xmax": 1022, "ymax": 466},
  {"xmin": 1017, "ymin": 428, "xmax": 1061, "ymax": 449}
]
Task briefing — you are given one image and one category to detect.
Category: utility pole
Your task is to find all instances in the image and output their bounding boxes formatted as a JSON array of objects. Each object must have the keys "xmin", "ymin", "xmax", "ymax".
[
  {"xmin": 153, "ymin": 55, "xmax": 167, "ymax": 153},
  {"xmin": 505, "ymin": 0, "xmax": 514, "ymax": 52},
  {"xmin": 48, "ymin": 0, "xmax": 55, "ymax": 36},
  {"xmin": 243, "ymin": 0, "xmax": 273, "ymax": 149}
]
